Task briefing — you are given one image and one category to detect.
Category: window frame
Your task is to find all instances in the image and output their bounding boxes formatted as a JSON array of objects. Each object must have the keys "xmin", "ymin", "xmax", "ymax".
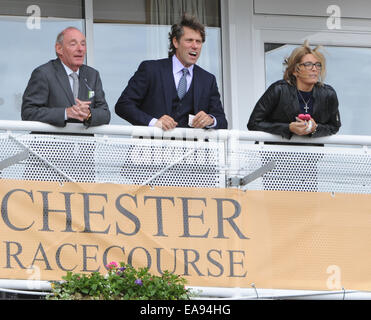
[{"xmin": 246, "ymin": 13, "xmax": 371, "ymax": 131}]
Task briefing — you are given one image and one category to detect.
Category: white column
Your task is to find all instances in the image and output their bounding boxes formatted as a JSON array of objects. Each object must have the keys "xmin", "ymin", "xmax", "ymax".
[{"xmin": 84, "ymin": 0, "xmax": 95, "ymax": 67}]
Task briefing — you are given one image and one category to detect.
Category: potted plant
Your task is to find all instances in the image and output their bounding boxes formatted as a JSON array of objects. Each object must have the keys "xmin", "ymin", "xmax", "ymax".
[{"xmin": 47, "ymin": 262, "xmax": 192, "ymax": 300}]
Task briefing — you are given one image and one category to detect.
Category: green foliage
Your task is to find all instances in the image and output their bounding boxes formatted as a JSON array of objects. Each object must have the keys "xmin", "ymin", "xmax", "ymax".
[{"xmin": 47, "ymin": 262, "xmax": 191, "ymax": 300}]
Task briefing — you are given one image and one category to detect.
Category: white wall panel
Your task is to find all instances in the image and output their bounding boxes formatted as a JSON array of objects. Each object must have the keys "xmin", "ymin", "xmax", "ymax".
[{"xmin": 254, "ymin": 0, "xmax": 371, "ymax": 19}]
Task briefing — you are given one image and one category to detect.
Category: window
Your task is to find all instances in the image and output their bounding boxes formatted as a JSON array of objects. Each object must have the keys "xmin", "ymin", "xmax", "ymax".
[
  {"xmin": 0, "ymin": 0, "xmax": 84, "ymax": 120},
  {"xmin": 93, "ymin": 0, "xmax": 220, "ymax": 26},
  {"xmin": 0, "ymin": 0, "xmax": 222, "ymax": 124},
  {"xmin": 92, "ymin": 0, "xmax": 222, "ymax": 125},
  {"xmin": 0, "ymin": 0, "xmax": 83, "ymax": 18}
]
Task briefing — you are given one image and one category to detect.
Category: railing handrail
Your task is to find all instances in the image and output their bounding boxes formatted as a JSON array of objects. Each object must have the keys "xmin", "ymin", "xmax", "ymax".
[{"xmin": 0, "ymin": 120, "xmax": 370, "ymax": 146}]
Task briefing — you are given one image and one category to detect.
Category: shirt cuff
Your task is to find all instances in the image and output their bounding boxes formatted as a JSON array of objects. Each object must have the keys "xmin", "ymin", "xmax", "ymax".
[
  {"xmin": 149, "ymin": 118, "xmax": 158, "ymax": 127},
  {"xmin": 206, "ymin": 115, "xmax": 217, "ymax": 128}
]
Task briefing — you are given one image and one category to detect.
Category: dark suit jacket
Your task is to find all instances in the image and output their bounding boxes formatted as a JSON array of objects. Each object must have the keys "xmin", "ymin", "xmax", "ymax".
[
  {"xmin": 22, "ymin": 58, "xmax": 110, "ymax": 127},
  {"xmin": 114, "ymin": 58, "xmax": 228, "ymax": 129}
]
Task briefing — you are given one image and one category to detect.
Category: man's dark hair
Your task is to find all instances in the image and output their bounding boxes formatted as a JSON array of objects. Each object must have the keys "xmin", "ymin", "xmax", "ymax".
[{"xmin": 168, "ymin": 14, "xmax": 206, "ymax": 58}]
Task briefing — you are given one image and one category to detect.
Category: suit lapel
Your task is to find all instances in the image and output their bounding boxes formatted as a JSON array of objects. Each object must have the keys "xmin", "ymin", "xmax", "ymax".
[
  {"xmin": 192, "ymin": 65, "xmax": 201, "ymax": 114},
  {"xmin": 160, "ymin": 58, "xmax": 174, "ymax": 115},
  {"xmin": 53, "ymin": 59, "xmax": 75, "ymax": 105},
  {"xmin": 78, "ymin": 66, "xmax": 89, "ymax": 100}
]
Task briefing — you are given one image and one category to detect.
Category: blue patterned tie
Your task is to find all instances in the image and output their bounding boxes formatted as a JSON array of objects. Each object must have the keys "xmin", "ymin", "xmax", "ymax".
[{"xmin": 177, "ymin": 68, "xmax": 188, "ymax": 100}]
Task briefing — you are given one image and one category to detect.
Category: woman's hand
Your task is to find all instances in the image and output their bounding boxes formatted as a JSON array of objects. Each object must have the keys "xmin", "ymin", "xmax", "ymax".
[{"xmin": 290, "ymin": 117, "xmax": 317, "ymax": 135}]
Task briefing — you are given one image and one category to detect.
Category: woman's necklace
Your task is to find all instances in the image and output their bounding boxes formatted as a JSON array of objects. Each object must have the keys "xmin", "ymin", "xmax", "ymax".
[{"xmin": 297, "ymin": 90, "xmax": 311, "ymax": 113}]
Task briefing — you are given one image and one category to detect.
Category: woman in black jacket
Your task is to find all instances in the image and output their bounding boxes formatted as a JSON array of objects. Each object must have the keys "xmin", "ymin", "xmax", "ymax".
[{"xmin": 248, "ymin": 41, "xmax": 341, "ymax": 139}]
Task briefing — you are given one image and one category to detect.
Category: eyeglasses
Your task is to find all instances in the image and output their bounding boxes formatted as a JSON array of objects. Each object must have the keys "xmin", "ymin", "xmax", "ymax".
[{"xmin": 299, "ymin": 62, "xmax": 322, "ymax": 70}]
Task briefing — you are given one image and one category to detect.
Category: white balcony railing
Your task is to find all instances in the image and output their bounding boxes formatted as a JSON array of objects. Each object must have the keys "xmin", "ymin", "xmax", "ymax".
[
  {"xmin": 1, "ymin": 120, "xmax": 371, "ymax": 300},
  {"xmin": 1, "ymin": 120, "xmax": 371, "ymax": 194}
]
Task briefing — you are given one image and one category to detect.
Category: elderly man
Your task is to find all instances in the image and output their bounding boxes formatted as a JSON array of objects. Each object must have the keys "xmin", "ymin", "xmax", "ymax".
[
  {"xmin": 22, "ymin": 27, "xmax": 110, "ymax": 127},
  {"xmin": 115, "ymin": 15, "xmax": 227, "ymax": 130}
]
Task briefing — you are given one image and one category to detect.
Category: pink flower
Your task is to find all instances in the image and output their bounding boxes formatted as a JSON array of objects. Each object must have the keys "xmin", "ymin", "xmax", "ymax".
[
  {"xmin": 298, "ymin": 114, "xmax": 311, "ymax": 121},
  {"xmin": 106, "ymin": 261, "xmax": 118, "ymax": 269}
]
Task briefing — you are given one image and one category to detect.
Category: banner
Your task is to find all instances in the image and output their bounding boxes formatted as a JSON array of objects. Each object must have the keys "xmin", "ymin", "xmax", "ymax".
[{"xmin": 0, "ymin": 179, "xmax": 370, "ymax": 291}]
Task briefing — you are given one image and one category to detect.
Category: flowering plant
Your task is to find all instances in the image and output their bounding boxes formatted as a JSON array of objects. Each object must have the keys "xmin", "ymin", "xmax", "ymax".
[{"xmin": 47, "ymin": 262, "xmax": 191, "ymax": 300}]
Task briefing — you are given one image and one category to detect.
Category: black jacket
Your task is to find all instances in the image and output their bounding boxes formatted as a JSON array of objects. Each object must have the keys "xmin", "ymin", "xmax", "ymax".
[{"xmin": 247, "ymin": 80, "xmax": 341, "ymax": 139}]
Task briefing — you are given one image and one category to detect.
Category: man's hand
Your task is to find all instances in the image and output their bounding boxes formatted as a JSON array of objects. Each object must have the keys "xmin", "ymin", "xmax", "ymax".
[
  {"xmin": 66, "ymin": 98, "xmax": 91, "ymax": 121},
  {"xmin": 155, "ymin": 115, "xmax": 178, "ymax": 131},
  {"xmin": 192, "ymin": 111, "xmax": 214, "ymax": 128}
]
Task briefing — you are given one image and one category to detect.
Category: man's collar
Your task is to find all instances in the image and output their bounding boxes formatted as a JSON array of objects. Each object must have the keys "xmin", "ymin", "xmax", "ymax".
[
  {"xmin": 172, "ymin": 55, "xmax": 194, "ymax": 75},
  {"xmin": 60, "ymin": 59, "xmax": 80, "ymax": 76}
]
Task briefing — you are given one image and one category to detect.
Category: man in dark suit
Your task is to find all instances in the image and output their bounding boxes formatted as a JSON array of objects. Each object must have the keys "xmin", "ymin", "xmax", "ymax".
[
  {"xmin": 115, "ymin": 15, "xmax": 227, "ymax": 130},
  {"xmin": 20, "ymin": 27, "xmax": 110, "ymax": 183},
  {"xmin": 22, "ymin": 27, "xmax": 110, "ymax": 127}
]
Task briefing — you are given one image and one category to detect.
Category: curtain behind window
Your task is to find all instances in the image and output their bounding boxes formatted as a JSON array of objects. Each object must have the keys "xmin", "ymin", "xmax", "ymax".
[{"xmin": 149, "ymin": 0, "xmax": 207, "ymax": 25}]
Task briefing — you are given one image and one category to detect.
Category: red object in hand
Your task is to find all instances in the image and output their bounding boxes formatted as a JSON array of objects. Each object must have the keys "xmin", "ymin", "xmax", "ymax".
[{"xmin": 298, "ymin": 114, "xmax": 311, "ymax": 121}]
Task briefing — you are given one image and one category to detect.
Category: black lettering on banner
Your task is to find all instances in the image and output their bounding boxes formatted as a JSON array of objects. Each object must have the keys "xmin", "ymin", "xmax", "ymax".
[
  {"xmin": 81, "ymin": 244, "xmax": 100, "ymax": 272},
  {"xmin": 154, "ymin": 247, "xmax": 178, "ymax": 275},
  {"xmin": 80, "ymin": 193, "xmax": 110, "ymax": 234},
  {"xmin": 214, "ymin": 198, "xmax": 249, "ymax": 239},
  {"xmin": 38, "ymin": 191, "xmax": 75, "ymax": 232},
  {"xmin": 228, "ymin": 250, "xmax": 247, "ymax": 278},
  {"xmin": 0, "ymin": 184, "xmax": 250, "ymax": 282},
  {"xmin": 1, "ymin": 189, "xmax": 35, "ymax": 231},
  {"xmin": 207, "ymin": 249, "xmax": 224, "ymax": 277},
  {"xmin": 143, "ymin": 196, "xmax": 175, "ymax": 237},
  {"xmin": 0, "ymin": 238, "xmax": 249, "ymax": 280},
  {"xmin": 127, "ymin": 247, "xmax": 152, "ymax": 269},
  {"xmin": 179, "ymin": 197, "xmax": 210, "ymax": 238},
  {"xmin": 115, "ymin": 194, "xmax": 140, "ymax": 236},
  {"xmin": 4, "ymin": 241, "xmax": 26, "ymax": 269},
  {"xmin": 183, "ymin": 248, "xmax": 204, "ymax": 276},
  {"xmin": 102, "ymin": 245, "xmax": 125, "ymax": 268},
  {"xmin": 31, "ymin": 242, "xmax": 52, "ymax": 270},
  {"xmin": 56, "ymin": 243, "xmax": 78, "ymax": 272}
]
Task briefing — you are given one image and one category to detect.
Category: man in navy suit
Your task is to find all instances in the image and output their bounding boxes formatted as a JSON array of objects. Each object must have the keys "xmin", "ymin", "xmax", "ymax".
[{"xmin": 115, "ymin": 15, "xmax": 228, "ymax": 130}]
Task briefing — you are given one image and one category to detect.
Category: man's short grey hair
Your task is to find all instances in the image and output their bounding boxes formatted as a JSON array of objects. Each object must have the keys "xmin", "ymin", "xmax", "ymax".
[
  {"xmin": 55, "ymin": 26, "xmax": 82, "ymax": 57},
  {"xmin": 56, "ymin": 26, "xmax": 82, "ymax": 45}
]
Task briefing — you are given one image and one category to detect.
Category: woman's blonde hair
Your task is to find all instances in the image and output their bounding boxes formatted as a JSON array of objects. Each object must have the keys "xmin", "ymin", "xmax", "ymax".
[{"xmin": 283, "ymin": 40, "xmax": 326, "ymax": 86}]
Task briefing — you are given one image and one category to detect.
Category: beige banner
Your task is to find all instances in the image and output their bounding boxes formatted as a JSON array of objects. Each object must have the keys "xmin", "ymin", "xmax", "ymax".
[{"xmin": 0, "ymin": 179, "xmax": 370, "ymax": 291}]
